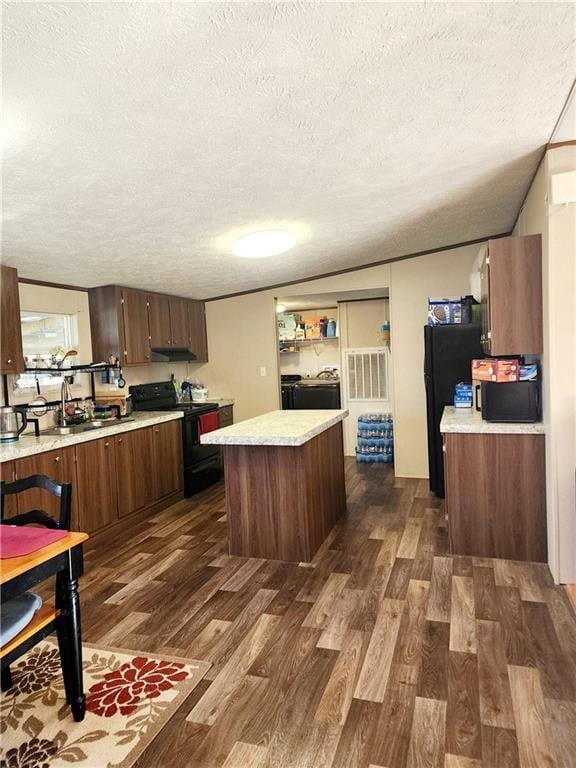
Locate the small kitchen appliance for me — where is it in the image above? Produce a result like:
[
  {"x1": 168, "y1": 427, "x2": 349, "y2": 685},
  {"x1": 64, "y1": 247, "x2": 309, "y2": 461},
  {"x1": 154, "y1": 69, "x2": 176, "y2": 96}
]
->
[
  {"x1": 0, "y1": 406, "x2": 28, "y2": 442},
  {"x1": 476, "y1": 381, "x2": 541, "y2": 423}
]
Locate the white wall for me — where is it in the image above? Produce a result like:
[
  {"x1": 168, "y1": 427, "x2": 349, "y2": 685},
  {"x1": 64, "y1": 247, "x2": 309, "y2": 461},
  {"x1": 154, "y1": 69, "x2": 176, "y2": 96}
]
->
[
  {"x1": 203, "y1": 247, "x2": 476, "y2": 476},
  {"x1": 514, "y1": 145, "x2": 576, "y2": 584}
]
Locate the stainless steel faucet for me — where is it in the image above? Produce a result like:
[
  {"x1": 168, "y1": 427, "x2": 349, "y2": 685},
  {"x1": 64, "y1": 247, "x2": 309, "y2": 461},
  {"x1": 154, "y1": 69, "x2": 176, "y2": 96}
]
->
[{"x1": 60, "y1": 376, "x2": 73, "y2": 426}]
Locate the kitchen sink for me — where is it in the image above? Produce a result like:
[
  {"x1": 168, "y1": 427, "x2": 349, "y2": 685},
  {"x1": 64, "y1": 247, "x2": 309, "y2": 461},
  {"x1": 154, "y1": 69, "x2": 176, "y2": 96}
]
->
[{"x1": 41, "y1": 418, "x2": 134, "y2": 438}]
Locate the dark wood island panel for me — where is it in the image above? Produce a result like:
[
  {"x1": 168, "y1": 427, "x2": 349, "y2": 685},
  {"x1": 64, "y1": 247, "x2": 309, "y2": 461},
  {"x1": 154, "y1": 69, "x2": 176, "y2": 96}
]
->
[{"x1": 223, "y1": 422, "x2": 346, "y2": 562}]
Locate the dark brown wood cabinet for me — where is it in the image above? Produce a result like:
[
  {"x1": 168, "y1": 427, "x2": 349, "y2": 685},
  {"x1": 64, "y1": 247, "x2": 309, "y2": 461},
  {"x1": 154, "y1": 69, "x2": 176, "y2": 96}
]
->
[
  {"x1": 121, "y1": 288, "x2": 151, "y2": 364},
  {"x1": 90, "y1": 285, "x2": 208, "y2": 363},
  {"x1": 218, "y1": 405, "x2": 234, "y2": 428},
  {"x1": 444, "y1": 431, "x2": 546, "y2": 562},
  {"x1": 169, "y1": 297, "x2": 189, "y2": 348},
  {"x1": 115, "y1": 428, "x2": 155, "y2": 518},
  {"x1": 75, "y1": 437, "x2": 118, "y2": 533},
  {"x1": 89, "y1": 285, "x2": 150, "y2": 365},
  {"x1": 1, "y1": 461, "x2": 19, "y2": 519},
  {"x1": 151, "y1": 420, "x2": 183, "y2": 499},
  {"x1": 188, "y1": 301, "x2": 208, "y2": 362},
  {"x1": 0, "y1": 265, "x2": 24, "y2": 375},
  {"x1": 13, "y1": 447, "x2": 78, "y2": 528},
  {"x1": 480, "y1": 234, "x2": 543, "y2": 355},
  {"x1": 148, "y1": 292, "x2": 172, "y2": 348}
]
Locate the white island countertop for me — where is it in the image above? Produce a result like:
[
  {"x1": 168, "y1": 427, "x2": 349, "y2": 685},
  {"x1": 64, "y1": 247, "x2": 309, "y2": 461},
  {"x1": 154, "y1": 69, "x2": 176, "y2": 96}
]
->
[
  {"x1": 201, "y1": 409, "x2": 348, "y2": 447},
  {"x1": 0, "y1": 411, "x2": 183, "y2": 462},
  {"x1": 440, "y1": 406, "x2": 545, "y2": 435}
]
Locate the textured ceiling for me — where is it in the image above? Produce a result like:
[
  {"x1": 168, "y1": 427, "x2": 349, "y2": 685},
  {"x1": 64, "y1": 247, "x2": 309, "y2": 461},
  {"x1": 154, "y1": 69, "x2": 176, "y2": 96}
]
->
[{"x1": 2, "y1": 3, "x2": 575, "y2": 299}]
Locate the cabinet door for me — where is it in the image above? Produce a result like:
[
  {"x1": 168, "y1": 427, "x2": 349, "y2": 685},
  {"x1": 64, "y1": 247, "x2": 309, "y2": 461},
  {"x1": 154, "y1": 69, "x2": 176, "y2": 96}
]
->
[
  {"x1": 188, "y1": 301, "x2": 208, "y2": 362},
  {"x1": 148, "y1": 293, "x2": 172, "y2": 348},
  {"x1": 480, "y1": 253, "x2": 491, "y2": 355},
  {"x1": 169, "y1": 298, "x2": 189, "y2": 348},
  {"x1": 487, "y1": 235, "x2": 543, "y2": 355},
  {"x1": 218, "y1": 405, "x2": 234, "y2": 428},
  {"x1": 75, "y1": 438, "x2": 118, "y2": 533},
  {"x1": 121, "y1": 288, "x2": 151, "y2": 365},
  {"x1": 116, "y1": 428, "x2": 154, "y2": 518},
  {"x1": 444, "y1": 432, "x2": 546, "y2": 562},
  {"x1": 14, "y1": 448, "x2": 78, "y2": 528},
  {"x1": 1, "y1": 461, "x2": 19, "y2": 519},
  {"x1": 151, "y1": 420, "x2": 183, "y2": 499},
  {"x1": 0, "y1": 265, "x2": 24, "y2": 375}
]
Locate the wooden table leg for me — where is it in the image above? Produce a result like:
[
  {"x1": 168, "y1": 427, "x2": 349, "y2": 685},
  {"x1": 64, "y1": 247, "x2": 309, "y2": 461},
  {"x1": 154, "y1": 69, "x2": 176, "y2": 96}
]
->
[{"x1": 58, "y1": 547, "x2": 85, "y2": 722}]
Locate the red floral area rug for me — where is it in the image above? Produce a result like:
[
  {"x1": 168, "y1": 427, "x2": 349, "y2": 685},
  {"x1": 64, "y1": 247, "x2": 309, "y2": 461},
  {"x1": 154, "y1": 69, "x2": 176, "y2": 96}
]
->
[{"x1": 0, "y1": 640, "x2": 211, "y2": 768}]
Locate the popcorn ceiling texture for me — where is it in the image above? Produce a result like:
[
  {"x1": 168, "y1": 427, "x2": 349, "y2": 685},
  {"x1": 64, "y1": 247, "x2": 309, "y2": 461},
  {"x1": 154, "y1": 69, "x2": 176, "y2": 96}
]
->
[{"x1": 2, "y1": 2, "x2": 574, "y2": 298}]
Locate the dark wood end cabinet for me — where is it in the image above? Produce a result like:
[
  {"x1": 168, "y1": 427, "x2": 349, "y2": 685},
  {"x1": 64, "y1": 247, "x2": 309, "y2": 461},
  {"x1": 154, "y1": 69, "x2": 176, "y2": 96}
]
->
[
  {"x1": 481, "y1": 234, "x2": 543, "y2": 355},
  {"x1": 0, "y1": 265, "x2": 24, "y2": 375},
  {"x1": 444, "y1": 431, "x2": 547, "y2": 562}
]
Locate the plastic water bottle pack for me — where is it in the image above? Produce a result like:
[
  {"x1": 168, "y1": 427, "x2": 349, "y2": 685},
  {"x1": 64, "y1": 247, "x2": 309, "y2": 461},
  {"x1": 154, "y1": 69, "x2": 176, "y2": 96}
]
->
[{"x1": 356, "y1": 413, "x2": 394, "y2": 463}]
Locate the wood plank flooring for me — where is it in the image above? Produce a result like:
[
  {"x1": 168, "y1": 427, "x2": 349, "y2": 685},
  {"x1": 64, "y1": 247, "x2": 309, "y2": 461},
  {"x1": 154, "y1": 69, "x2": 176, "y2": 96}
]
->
[{"x1": 74, "y1": 460, "x2": 576, "y2": 768}]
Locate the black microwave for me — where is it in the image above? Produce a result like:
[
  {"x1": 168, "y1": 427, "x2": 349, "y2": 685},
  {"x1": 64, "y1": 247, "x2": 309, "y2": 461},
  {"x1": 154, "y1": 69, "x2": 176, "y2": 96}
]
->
[{"x1": 475, "y1": 381, "x2": 541, "y2": 423}]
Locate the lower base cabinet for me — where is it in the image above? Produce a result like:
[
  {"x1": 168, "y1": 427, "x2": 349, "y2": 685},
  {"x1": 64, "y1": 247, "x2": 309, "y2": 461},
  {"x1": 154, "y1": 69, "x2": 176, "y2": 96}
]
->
[
  {"x1": 444, "y1": 432, "x2": 546, "y2": 562},
  {"x1": 2, "y1": 420, "x2": 183, "y2": 535},
  {"x1": 151, "y1": 420, "x2": 183, "y2": 499},
  {"x1": 76, "y1": 437, "x2": 119, "y2": 533},
  {"x1": 12, "y1": 448, "x2": 78, "y2": 527},
  {"x1": 116, "y1": 428, "x2": 155, "y2": 517}
]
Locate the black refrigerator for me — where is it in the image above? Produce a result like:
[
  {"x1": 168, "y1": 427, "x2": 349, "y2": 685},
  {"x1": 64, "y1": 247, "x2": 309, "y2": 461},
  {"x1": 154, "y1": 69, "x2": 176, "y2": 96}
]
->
[{"x1": 424, "y1": 324, "x2": 483, "y2": 497}]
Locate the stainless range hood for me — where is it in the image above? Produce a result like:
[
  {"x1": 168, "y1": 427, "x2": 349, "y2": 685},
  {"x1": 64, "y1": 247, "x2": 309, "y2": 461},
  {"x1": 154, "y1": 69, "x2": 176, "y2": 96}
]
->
[{"x1": 150, "y1": 347, "x2": 197, "y2": 363}]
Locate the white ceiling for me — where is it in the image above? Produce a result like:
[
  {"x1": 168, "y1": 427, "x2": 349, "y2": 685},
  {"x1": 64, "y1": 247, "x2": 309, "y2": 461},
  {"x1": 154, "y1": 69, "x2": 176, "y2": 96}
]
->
[{"x1": 2, "y1": 3, "x2": 574, "y2": 299}]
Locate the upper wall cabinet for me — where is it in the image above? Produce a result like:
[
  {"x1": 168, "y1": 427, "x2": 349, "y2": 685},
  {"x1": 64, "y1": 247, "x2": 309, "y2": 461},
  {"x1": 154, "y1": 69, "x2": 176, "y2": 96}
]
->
[
  {"x1": 89, "y1": 285, "x2": 151, "y2": 365},
  {"x1": 188, "y1": 301, "x2": 208, "y2": 363},
  {"x1": 0, "y1": 265, "x2": 24, "y2": 374},
  {"x1": 480, "y1": 234, "x2": 543, "y2": 356},
  {"x1": 89, "y1": 285, "x2": 208, "y2": 365}
]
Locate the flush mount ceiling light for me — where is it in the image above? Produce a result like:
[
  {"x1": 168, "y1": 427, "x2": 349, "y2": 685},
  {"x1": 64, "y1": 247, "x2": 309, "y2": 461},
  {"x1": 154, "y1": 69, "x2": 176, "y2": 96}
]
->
[
  {"x1": 232, "y1": 230, "x2": 296, "y2": 259},
  {"x1": 276, "y1": 303, "x2": 287, "y2": 314}
]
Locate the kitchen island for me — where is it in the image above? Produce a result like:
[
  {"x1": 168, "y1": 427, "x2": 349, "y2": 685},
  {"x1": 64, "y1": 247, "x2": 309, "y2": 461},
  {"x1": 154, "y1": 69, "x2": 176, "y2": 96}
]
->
[{"x1": 201, "y1": 409, "x2": 348, "y2": 562}]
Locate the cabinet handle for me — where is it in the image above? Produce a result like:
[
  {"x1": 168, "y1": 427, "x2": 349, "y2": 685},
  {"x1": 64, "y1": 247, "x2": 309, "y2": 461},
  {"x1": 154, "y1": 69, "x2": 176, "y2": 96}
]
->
[
  {"x1": 154, "y1": 429, "x2": 160, "y2": 434},
  {"x1": 54, "y1": 456, "x2": 61, "y2": 463},
  {"x1": 118, "y1": 438, "x2": 123, "y2": 444},
  {"x1": 6, "y1": 359, "x2": 12, "y2": 364},
  {"x1": 105, "y1": 442, "x2": 110, "y2": 447}
]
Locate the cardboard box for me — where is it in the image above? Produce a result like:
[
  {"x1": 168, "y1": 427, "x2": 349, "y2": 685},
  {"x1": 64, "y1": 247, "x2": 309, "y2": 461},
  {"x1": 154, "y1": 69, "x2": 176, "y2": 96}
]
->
[
  {"x1": 471, "y1": 359, "x2": 519, "y2": 383},
  {"x1": 304, "y1": 316, "x2": 323, "y2": 339}
]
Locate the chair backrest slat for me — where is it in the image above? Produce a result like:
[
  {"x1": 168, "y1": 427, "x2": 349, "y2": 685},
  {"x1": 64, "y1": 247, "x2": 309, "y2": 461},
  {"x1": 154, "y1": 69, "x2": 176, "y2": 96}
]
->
[{"x1": 0, "y1": 474, "x2": 72, "y2": 531}]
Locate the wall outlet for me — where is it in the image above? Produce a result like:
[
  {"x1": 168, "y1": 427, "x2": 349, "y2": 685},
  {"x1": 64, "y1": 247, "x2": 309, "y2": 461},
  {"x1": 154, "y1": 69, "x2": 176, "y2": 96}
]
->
[{"x1": 260, "y1": 366, "x2": 267, "y2": 377}]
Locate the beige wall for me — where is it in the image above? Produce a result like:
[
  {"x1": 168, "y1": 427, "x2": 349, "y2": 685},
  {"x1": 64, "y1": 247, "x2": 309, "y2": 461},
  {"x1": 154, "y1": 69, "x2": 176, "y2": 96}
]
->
[
  {"x1": 339, "y1": 298, "x2": 388, "y2": 349},
  {"x1": 203, "y1": 246, "x2": 477, "y2": 476},
  {"x1": 389, "y1": 245, "x2": 479, "y2": 477},
  {"x1": 514, "y1": 146, "x2": 576, "y2": 584}
]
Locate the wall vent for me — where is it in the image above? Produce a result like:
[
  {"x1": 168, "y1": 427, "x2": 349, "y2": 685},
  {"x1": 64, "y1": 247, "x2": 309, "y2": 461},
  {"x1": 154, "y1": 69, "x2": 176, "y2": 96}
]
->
[{"x1": 344, "y1": 348, "x2": 389, "y2": 402}]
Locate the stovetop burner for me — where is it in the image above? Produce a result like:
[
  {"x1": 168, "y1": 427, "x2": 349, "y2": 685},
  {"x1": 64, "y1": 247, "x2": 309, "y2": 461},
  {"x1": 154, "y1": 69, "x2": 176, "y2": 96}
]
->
[{"x1": 129, "y1": 381, "x2": 218, "y2": 416}]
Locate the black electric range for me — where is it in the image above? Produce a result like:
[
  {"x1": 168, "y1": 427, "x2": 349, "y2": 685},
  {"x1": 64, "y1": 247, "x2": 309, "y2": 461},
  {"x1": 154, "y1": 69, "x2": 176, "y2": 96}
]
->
[{"x1": 129, "y1": 381, "x2": 221, "y2": 497}]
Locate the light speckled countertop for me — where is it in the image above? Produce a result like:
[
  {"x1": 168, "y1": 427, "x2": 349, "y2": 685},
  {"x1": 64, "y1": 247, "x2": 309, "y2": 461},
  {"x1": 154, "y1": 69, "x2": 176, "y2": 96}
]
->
[
  {"x1": 201, "y1": 409, "x2": 348, "y2": 447},
  {"x1": 205, "y1": 398, "x2": 234, "y2": 407},
  {"x1": 0, "y1": 411, "x2": 183, "y2": 461},
  {"x1": 440, "y1": 406, "x2": 545, "y2": 435}
]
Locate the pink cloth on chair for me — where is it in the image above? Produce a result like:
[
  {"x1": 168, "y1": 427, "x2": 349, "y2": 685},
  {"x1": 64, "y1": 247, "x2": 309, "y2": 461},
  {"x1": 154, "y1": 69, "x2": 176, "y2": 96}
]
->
[{"x1": 0, "y1": 526, "x2": 68, "y2": 559}]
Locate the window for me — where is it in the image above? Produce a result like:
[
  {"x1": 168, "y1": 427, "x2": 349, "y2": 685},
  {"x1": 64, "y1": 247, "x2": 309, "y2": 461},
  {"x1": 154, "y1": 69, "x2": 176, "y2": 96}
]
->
[{"x1": 15, "y1": 311, "x2": 79, "y2": 390}]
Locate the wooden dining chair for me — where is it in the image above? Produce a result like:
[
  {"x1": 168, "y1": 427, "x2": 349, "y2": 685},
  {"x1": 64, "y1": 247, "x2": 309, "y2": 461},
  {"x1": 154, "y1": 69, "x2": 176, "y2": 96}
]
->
[{"x1": 1, "y1": 474, "x2": 76, "y2": 700}]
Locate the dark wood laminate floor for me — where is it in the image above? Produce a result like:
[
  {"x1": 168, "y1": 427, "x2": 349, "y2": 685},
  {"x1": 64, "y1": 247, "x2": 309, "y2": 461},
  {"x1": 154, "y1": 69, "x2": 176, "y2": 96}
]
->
[{"x1": 78, "y1": 460, "x2": 576, "y2": 768}]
